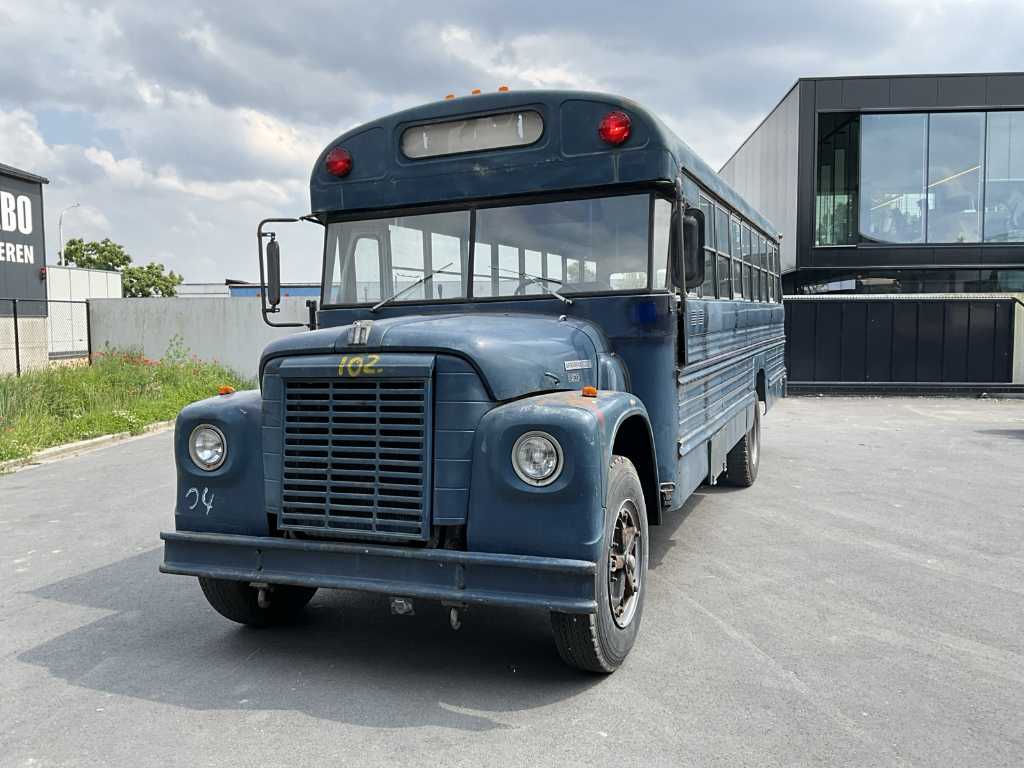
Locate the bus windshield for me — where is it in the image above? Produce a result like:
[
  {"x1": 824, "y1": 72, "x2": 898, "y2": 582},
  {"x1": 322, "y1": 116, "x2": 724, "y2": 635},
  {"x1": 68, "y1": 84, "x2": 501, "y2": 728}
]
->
[{"x1": 323, "y1": 193, "x2": 671, "y2": 306}]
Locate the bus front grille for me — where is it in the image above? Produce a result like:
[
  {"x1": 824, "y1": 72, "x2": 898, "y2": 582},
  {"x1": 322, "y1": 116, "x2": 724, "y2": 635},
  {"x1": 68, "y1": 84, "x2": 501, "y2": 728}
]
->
[{"x1": 278, "y1": 377, "x2": 430, "y2": 541}]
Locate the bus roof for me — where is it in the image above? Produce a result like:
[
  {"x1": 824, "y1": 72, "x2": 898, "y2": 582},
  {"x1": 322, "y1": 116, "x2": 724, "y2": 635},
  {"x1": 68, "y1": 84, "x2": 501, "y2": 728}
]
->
[{"x1": 310, "y1": 89, "x2": 776, "y2": 238}]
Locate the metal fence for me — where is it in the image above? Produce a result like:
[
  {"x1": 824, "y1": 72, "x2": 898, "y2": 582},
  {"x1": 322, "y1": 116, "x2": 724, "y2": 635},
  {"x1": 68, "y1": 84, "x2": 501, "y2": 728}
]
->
[
  {"x1": 784, "y1": 294, "x2": 1024, "y2": 393},
  {"x1": 0, "y1": 298, "x2": 91, "y2": 377}
]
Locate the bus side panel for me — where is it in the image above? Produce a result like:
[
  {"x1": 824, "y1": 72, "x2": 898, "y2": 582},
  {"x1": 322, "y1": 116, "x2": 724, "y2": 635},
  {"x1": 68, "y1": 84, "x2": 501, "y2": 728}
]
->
[{"x1": 675, "y1": 298, "x2": 784, "y2": 500}]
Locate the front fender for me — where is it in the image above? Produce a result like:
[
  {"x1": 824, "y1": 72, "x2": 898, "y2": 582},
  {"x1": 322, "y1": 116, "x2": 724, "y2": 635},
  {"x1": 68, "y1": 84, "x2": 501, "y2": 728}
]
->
[
  {"x1": 173, "y1": 389, "x2": 268, "y2": 536},
  {"x1": 465, "y1": 390, "x2": 652, "y2": 562}
]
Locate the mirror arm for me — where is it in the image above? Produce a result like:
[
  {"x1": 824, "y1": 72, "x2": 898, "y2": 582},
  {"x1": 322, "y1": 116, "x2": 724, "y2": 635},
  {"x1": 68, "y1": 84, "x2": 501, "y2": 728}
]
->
[{"x1": 257, "y1": 217, "x2": 307, "y2": 329}]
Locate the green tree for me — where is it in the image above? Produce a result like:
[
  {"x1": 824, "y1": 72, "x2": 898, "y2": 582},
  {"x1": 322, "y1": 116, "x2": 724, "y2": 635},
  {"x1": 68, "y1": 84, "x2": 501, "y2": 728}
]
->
[
  {"x1": 62, "y1": 238, "x2": 131, "y2": 271},
  {"x1": 122, "y1": 261, "x2": 184, "y2": 298},
  {"x1": 63, "y1": 238, "x2": 184, "y2": 297}
]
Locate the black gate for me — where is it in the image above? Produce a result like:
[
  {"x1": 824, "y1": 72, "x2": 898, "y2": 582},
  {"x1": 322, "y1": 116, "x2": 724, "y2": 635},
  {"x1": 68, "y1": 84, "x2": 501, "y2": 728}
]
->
[{"x1": 784, "y1": 295, "x2": 1023, "y2": 393}]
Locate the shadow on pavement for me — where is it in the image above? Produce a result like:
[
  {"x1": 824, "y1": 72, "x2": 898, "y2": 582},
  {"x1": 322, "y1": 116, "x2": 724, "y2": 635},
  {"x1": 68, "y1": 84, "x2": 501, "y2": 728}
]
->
[{"x1": 20, "y1": 548, "x2": 601, "y2": 731}]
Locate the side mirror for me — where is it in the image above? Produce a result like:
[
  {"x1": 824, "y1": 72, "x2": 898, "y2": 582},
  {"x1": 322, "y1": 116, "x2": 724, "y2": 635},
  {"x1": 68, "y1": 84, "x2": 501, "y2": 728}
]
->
[
  {"x1": 266, "y1": 236, "x2": 282, "y2": 308},
  {"x1": 683, "y1": 208, "x2": 705, "y2": 289}
]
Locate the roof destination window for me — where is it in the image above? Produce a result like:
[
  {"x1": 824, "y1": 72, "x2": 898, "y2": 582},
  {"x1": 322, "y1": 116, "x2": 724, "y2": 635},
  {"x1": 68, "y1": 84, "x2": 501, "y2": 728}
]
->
[{"x1": 401, "y1": 110, "x2": 544, "y2": 159}]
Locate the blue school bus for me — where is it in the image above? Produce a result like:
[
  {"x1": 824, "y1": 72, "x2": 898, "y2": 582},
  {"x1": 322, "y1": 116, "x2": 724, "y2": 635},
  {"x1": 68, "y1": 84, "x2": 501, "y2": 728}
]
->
[{"x1": 161, "y1": 90, "x2": 786, "y2": 672}]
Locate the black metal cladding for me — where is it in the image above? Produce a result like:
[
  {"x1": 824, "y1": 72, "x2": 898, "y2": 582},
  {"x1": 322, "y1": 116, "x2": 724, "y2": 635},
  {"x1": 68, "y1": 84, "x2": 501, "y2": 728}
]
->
[
  {"x1": 784, "y1": 295, "x2": 1019, "y2": 385},
  {"x1": 279, "y1": 376, "x2": 432, "y2": 541}
]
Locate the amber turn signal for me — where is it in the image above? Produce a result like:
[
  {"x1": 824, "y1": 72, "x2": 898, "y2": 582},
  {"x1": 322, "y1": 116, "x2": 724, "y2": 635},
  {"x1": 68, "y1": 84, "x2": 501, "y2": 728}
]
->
[
  {"x1": 581, "y1": 386, "x2": 598, "y2": 398},
  {"x1": 218, "y1": 385, "x2": 236, "y2": 396}
]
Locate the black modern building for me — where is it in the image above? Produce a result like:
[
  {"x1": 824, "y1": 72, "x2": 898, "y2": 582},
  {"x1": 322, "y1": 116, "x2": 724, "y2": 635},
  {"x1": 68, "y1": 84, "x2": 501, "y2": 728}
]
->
[
  {"x1": 0, "y1": 162, "x2": 49, "y2": 312},
  {"x1": 721, "y1": 74, "x2": 1024, "y2": 389},
  {"x1": 720, "y1": 72, "x2": 1024, "y2": 295}
]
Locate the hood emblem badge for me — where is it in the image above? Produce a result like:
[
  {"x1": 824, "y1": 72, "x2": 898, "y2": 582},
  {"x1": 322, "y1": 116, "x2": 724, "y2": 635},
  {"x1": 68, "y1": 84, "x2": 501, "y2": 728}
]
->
[{"x1": 350, "y1": 320, "x2": 372, "y2": 346}]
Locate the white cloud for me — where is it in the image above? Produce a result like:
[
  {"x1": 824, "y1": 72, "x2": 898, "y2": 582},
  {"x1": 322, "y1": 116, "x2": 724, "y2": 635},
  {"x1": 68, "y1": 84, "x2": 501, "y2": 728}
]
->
[{"x1": 1, "y1": 0, "x2": 1023, "y2": 284}]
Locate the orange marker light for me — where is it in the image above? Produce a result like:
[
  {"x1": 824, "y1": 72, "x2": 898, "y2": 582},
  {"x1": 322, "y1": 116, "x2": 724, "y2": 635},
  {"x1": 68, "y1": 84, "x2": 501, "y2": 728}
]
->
[
  {"x1": 497, "y1": 85, "x2": 510, "y2": 92},
  {"x1": 218, "y1": 385, "x2": 236, "y2": 396},
  {"x1": 471, "y1": 88, "x2": 482, "y2": 95},
  {"x1": 581, "y1": 386, "x2": 598, "y2": 398},
  {"x1": 444, "y1": 93, "x2": 455, "y2": 100}
]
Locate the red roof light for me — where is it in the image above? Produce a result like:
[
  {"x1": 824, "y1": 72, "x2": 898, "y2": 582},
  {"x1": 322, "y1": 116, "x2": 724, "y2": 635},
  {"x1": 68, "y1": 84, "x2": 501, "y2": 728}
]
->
[
  {"x1": 325, "y1": 147, "x2": 353, "y2": 177},
  {"x1": 598, "y1": 111, "x2": 631, "y2": 145}
]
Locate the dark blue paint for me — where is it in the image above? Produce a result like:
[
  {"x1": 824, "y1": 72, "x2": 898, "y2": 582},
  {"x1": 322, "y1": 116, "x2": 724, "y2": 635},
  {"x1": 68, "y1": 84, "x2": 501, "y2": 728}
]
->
[
  {"x1": 162, "y1": 89, "x2": 787, "y2": 619},
  {"x1": 309, "y1": 90, "x2": 775, "y2": 236},
  {"x1": 161, "y1": 530, "x2": 597, "y2": 613},
  {"x1": 174, "y1": 389, "x2": 268, "y2": 536}
]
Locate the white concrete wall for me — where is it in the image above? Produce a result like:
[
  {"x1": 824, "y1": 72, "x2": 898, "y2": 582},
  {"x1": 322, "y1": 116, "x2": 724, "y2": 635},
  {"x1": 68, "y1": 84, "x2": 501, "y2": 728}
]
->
[
  {"x1": 88, "y1": 297, "x2": 310, "y2": 380},
  {"x1": 47, "y1": 265, "x2": 122, "y2": 300},
  {"x1": 46, "y1": 265, "x2": 122, "y2": 357}
]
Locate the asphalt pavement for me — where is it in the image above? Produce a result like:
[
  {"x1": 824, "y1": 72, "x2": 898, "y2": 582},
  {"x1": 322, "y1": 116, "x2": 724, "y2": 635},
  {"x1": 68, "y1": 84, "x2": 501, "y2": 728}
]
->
[{"x1": 1, "y1": 396, "x2": 1022, "y2": 767}]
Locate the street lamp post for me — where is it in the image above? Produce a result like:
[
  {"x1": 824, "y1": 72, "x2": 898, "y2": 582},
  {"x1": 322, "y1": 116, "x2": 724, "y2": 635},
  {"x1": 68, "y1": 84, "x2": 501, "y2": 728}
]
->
[{"x1": 58, "y1": 202, "x2": 81, "y2": 266}]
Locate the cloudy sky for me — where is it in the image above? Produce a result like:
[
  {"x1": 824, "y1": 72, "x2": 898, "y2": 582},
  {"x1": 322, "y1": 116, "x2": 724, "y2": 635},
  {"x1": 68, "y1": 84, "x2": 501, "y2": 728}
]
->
[{"x1": 2, "y1": 0, "x2": 1023, "y2": 283}]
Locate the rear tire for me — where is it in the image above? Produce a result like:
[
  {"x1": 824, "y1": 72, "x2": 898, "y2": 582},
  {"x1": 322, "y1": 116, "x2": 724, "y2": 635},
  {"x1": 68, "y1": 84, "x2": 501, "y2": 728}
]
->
[
  {"x1": 723, "y1": 400, "x2": 761, "y2": 487},
  {"x1": 198, "y1": 577, "x2": 316, "y2": 627},
  {"x1": 551, "y1": 455, "x2": 649, "y2": 673}
]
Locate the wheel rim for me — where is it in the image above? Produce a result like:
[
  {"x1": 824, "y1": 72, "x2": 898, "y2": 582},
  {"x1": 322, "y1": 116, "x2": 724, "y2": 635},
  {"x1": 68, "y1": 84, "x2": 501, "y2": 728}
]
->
[{"x1": 608, "y1": 499, "x2": 643, "y2": 628}]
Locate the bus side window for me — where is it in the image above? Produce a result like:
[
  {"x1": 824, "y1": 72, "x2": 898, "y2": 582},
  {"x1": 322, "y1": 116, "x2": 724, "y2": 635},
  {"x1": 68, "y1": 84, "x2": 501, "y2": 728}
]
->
[
  {"x1": 716, "y1": 207, "x2": 730, "y2": 255},
  {"x1": 389, "y1": 225, "x2": 425, "y2": 299},
  {"x1": 473, "y1": 242, "x2": 493, "y2": 297},
  {"x1": 698, "y1": 196, "x2": 715, "y2": 297},
  {"x1": 524, "y1": 249, "x2": 544, "y2": 294},
  {"x1": 430, "y1": 232, "x2": 463, "y2": 299},
  {"x1": 729, "y1": 218, "x2": 743, "y2": 300},
  {"x1": 353, "y1": 237, "x2": 382, "y2": 303},
  {"x1": 652, "y1": 197, "x2": 671, "y2": 290},
  {"x1": 741, "y1": 225, "x2": 753, "y2": 302},
  {"x1": 730, "y1": 218, "x2": 742, "y2": 264},
  {"x1": 547, "y1": 253, "x2": 563, "y2": 283},
  {"x1": 498, "y1": 244, "x2": 519, "y2": 293},
  {"x1": 566, "y1": 257, "x2": 581, "y2": 283}
]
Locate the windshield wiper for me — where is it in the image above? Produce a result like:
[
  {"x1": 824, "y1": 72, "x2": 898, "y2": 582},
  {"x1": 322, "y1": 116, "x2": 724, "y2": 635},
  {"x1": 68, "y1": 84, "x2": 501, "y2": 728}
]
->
[
  {"x1": 371, "y1": 261, "x2": 455, "y2": 312},
  {"x1": 495, "y1": 268, "x2": 573, "y2": 305}
]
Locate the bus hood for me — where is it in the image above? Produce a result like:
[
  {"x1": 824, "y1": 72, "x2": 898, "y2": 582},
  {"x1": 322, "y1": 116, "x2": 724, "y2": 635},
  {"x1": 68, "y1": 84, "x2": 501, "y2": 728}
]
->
[{"x1": 260, "y1": 313, "x2": 604, "y2": 401}]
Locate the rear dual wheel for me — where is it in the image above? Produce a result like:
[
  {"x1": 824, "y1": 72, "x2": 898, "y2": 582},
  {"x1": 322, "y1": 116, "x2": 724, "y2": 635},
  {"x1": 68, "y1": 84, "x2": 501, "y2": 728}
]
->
[
  {"x1": 723, "y1": 400, "x2": 761, "y2": 487},
  {"x1": 551, "y1": 455, "x2": 649, "y2": 673}
]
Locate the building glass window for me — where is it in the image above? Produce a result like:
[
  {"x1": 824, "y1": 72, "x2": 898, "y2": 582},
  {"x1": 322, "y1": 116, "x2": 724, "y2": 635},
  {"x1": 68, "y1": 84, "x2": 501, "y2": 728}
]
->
[
  {"x1": 828, "y1": 109, "x2": 1024, "y2": 245},
  {"x1": 860, "y1": 113, "x2": 928, "y2": 244},
  {"x1": 732, "y1": 259, "x2": 742, "y2": 299},
  {"x1": 730, "y1": 217, "x2": 742, "y2": 259},
  {"x1": 985, "y1": 111, "x2": 1024, "y2": 243},
  {"x1": 816, "y1": 112, "x2": 859, "y2": 245},
  {"x1": 927, "y1": 112, "x2": 985, "y2": 243}
]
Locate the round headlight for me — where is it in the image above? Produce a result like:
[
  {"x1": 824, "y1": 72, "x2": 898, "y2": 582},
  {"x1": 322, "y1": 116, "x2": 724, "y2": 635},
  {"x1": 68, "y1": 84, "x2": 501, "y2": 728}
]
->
[
  {"x1": 189, "y1": 424, "x2": 226, "y2": 471},
  {"x1": 511, "y1": 431, "x2": 563, "y2": 486}
]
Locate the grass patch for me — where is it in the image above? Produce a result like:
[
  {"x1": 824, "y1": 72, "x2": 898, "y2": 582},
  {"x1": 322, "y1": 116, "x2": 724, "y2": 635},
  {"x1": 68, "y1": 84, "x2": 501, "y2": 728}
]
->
[{"x1": 0, "y1": 340, "x2": 253, "y2": 462}]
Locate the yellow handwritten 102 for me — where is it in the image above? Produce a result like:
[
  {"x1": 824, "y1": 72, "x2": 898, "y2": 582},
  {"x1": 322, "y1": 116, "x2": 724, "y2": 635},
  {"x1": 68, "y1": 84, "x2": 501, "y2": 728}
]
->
[{"x1": 337, "y1": 354, "x2": 382, "y2": 377}]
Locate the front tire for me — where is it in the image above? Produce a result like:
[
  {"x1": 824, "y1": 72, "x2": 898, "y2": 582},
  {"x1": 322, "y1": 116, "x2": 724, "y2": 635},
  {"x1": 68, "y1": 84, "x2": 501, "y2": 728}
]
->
[
  {"x1": 551, "y1": 455, "x2": 649, "y2": 673},
  {"x1": 199, "y1": 577, "x2": 317, "y2": 627},
  {"x1": 723, "y1": 400, "x2": 761, "y2": 487}
]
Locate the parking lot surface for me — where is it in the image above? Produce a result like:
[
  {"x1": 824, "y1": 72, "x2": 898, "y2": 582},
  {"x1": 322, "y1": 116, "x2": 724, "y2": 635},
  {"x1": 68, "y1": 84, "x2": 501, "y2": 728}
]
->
[{"x1": 1, "y1": 396, "x2": 1022, "y2": 767}]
